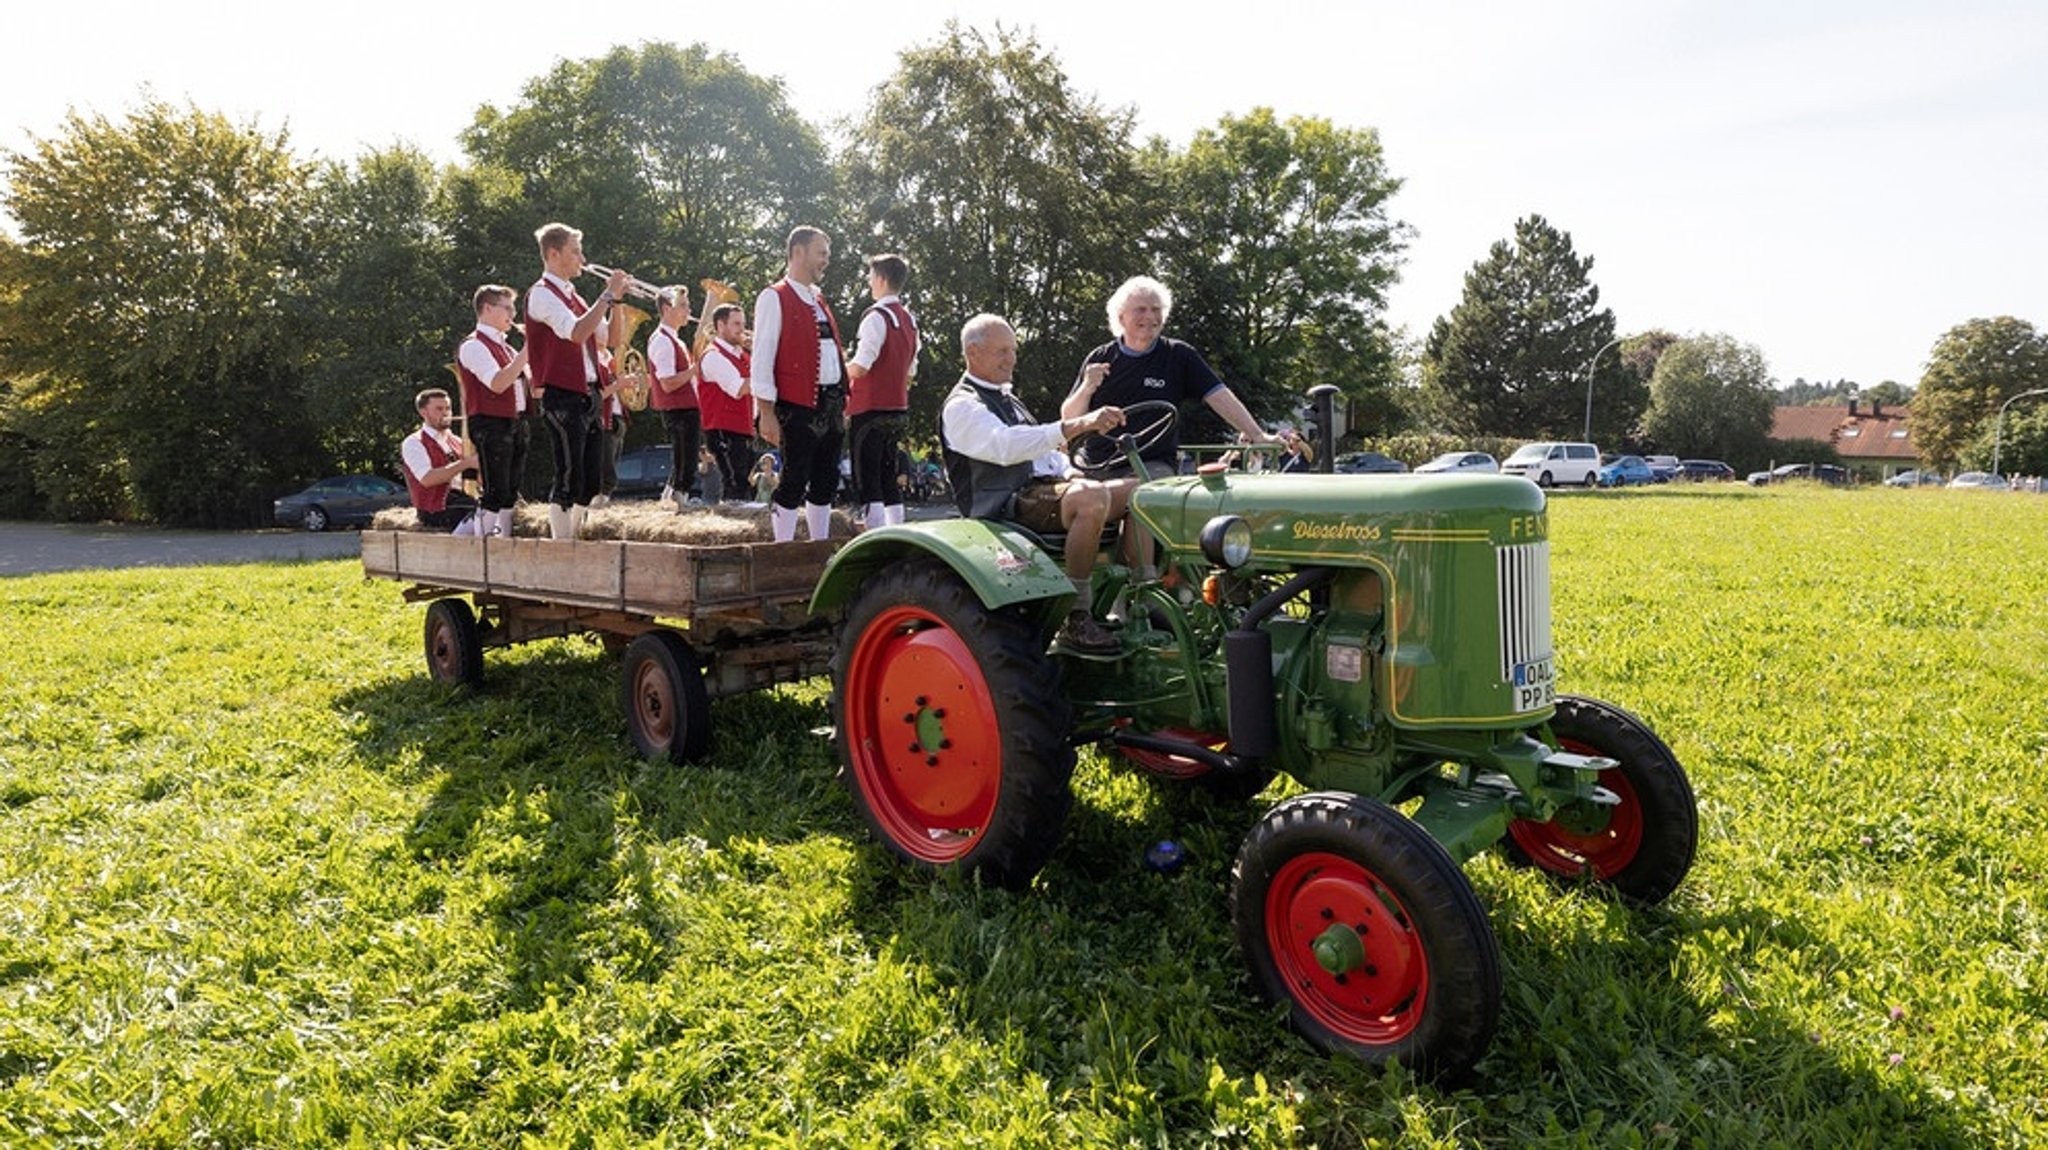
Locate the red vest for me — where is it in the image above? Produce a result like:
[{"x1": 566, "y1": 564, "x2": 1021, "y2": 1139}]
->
[
  {"x1": 404, "y1": 429, "x2": 454, "y2": 513},
  {"x1": 699, "y1": 343, "x2": 754, "y2": 435},
  {"x1": 525, "y1": 278, "x2": 612, "y2": 397},
  {"x1": 770, "y1": 279, "x2": 843, "y2": 409},
  {"x1": 457, "y1": 331, "x2": 519, "y2": 419},
  {"x1": 848, "y1": 300, "x2": 917, "y2": 416},
  {"x1": 650, "y1": 327, "x2": 698, "y2": 412}
]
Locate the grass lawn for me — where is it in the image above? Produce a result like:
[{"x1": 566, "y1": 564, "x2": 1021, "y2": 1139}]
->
[{"x1": 2, "y1": 485, "x2": 2045, "y2": 1147}]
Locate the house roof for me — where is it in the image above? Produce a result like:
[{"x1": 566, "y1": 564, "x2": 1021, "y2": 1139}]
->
[{"x1": 1771, "y1": 402, "x2": 1917, "y2": 461}]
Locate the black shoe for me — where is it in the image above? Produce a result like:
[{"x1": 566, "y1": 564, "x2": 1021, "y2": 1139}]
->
[{"x1": 1055, "y1": 608, "x2": 1121, "y2": 656}]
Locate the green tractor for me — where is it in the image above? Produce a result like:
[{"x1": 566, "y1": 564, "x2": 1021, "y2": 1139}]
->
[{"x1": 810, "y1": 388, "x2": 1697, "y2": 1079}]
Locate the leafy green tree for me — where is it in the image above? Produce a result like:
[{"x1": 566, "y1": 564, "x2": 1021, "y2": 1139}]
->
[
  {"x1": 1, "y1": 101, "x2": 321, "y2": 525},
  {"x1": 1638, "y1": 334, "x2": 1777, "y2": 461},
  {"x1": 463, "y1": 41, "x2": 835, "y2": 297},
  {"x1": 1420, "y1": 215, "x2": 1636, "y2": 440},
  {"x1": 841, "y1": 23, "x2": 1146, "y2": 427},
  {"x1": 298, "y1": 147, "x2": 463, "y2": 475},
  {"x1": 1865, "y1": 380, "x2": 1912, "y2": 406},
  {"x1": 1911, "y1": 317, "x2": 2048, "y2": 469},
  {"x1": 1140, "y1": 108, "x2": 1408, "y2": 432}
]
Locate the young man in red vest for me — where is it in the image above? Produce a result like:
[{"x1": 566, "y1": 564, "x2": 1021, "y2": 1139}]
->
[
  {"x1": 697, "y1": 302, "x2": 756, "y2": 504},
  {"x1": 525, "y1": 222, "x2": 629, "y2": 540},
  {"x1": 401, "y1": 388, "x2": 481, "y2": 532},
  {"x1": 750, "y1": 226, "x2": 845, "y2": 543},
  {"x1": 647, "y1": 285, "x2": 703, "y2": 510},
  {"x1": 455, "y1": 284, "x2": 530, "y2": 537},
  {"x1": 846, "y1": 253, "x2": 919, "y2": 529}
]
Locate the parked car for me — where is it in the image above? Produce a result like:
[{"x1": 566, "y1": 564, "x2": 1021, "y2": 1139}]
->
[
  {"x1": 1642, "y1": 454, "x2": 1682, "y2": 482},
  {"x1": 1332, "y1": 451, "x2": 1409, "y2": 474},
  {"x1": 273, "y1": 475, "x2": 408, "y2": 531},
  {"x1": 1747, "y1": 463, "x2": 1849, "y2": 487},
  {"x1": 1948, "y1": 471, "x2": 2010, "y2": 490},
  {"x1": 1884, "y1": 468, "x2": 1944, "y2": 487},
  {"x1": 1597, "y1": 454, "x2": 1656, "y2": 487},
  {"x1": 1414, "y1": 451, "x2": 1499, "y2": 474},
  {"x1": 612, "y1": 445, "x2": 677, "y2": 500},
  {"x1": 1678, "y1": 459, "x2": 1736, "y2": 482},
  {"x1": 1500, "y1": 441, "x2": 1601, "y2": 487}
]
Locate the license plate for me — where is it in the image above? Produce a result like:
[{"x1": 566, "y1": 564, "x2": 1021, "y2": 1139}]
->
[{"x1": 1511, "y1": 658, "x2": 1555, "y2": 711}]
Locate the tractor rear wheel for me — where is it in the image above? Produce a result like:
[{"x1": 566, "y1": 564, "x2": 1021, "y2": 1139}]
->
[
  {"x1": 832, "y1": 559, "x2": 1075, "y2": 889},
  {"x1": 1504, "y1": 695, "x2": 1697, "y2": 906},
  {"x1": 1232, "y1": 792, "x2": 1500, "y2": 1080}
]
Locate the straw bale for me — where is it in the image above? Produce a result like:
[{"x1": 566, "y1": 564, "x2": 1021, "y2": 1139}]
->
[{"x1": 369, "y1": 501, "x2": 857, "y2": 545}]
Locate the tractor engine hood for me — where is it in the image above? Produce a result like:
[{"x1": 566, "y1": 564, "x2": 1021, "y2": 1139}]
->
[{"x1": 1130, "y1": 472, "x2": 1549, "y2": 561}]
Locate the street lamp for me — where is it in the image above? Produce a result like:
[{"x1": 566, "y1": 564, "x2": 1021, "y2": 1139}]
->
[
  {"x1": 1582, "y1": 335, "x2": 1625, "y2": 443},
  {"x1": 1992, "y1": 387, "x2": 2048, "y2": 481}
]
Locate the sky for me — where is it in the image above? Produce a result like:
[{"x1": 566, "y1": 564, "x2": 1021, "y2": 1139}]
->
[{"x1": 5, "y1": 1, "x2": 2043, "y2": 392}]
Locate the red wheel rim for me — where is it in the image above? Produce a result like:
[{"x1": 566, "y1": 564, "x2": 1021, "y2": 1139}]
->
[
  {"x1": 633, "y1": 659, "x2": 676, "y2": 750},
  {"x1": 843, "y1": 606, "x2": 1003, "y2": 863},
  {"x1": 1506, "y1": 736, "x2": 1645, "y2": 879},
  {"x1": 1117, "y1": 726, "x2": 1227, "y2": 780},
  {"x1": 1264, "y1": 851, "x2": 1429, "y2": 1044}
]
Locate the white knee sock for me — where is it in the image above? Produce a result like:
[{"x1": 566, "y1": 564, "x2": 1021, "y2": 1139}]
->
[
  {"x1": 547, "y1": 505, "x2": 572, "y2": 540},
  {"x1": 864, "y1": 501, "x2": 886, "y2": 527},
  {"x1": 804, "y1": 502, "x2": 833, "y2": 541},
  {"x1": 568, "y1": 505, "x2": 588, "y2": 539},
  {"x1": 770, "y1": 504, "x2": 798, "y2": 543},
  {"x1": 883, "y1": 503, "x2": 905, "y2": 526}
]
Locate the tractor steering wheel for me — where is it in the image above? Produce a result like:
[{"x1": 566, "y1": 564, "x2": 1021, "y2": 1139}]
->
[{"x1": 1071, "y1": 400, "x2": 1179, "y2": 475}]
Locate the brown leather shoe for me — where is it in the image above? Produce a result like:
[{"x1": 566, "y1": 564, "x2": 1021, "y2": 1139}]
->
[{"x1": 1055, "y1": 608, "x2": 1121, "y2": 655}]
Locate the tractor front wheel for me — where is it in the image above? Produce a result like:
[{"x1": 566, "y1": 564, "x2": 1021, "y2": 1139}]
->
[
  {"x1": 831, "y1": 560, "x2": 1075, "y2": 889},
  {"x1": 1232, "y1": 792, "x2": 1500, "y2": 1080},
  {"x1": 1504, "y1": 694, "x2": 1697, "y2": 906}
]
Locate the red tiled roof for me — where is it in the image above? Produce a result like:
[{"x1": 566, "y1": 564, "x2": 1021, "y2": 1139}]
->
[{"x1": 1770, "y1": 404, "x2": 1917, "y2": 460}]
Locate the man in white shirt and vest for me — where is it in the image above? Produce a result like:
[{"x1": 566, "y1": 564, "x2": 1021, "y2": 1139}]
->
[
  {"x1": 750, "y1": 226, "x2": 845, "y2": 543},
  {"x1": 525, "y1": 221, "x2": 628, "y2": 540},
  {"x1": 940, "y1": 314, "x2": 1127, "y2": 655},
  {"x1": 402, "y1": 388, "x2": 480, "y2": 532},
  {"x1": 647, "y1": 285, "x2": 702, "y2": 510},
  {"x1": 697, "y1": 302, "x2": 756, "y2": 504},
  {"x1": 846, "y1": 253, "x2": 919, "y2": 529},
  {"x1": 454, "y1": 284, "x2": 530, "y2": 537}
]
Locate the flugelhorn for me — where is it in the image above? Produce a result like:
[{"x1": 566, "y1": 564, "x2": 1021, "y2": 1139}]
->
[{"x1": 582, "y1": 262, "x2": 664, "y2": 304}]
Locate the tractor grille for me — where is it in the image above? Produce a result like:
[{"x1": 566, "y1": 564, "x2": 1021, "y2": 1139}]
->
[{"x1": 1496, "y1": 542, "x2": 1553, "y2": 680}]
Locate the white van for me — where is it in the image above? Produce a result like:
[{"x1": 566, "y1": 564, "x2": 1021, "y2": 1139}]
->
[{"x1": 1500, "y1": 442, "x2": 1601, "y2": 487}]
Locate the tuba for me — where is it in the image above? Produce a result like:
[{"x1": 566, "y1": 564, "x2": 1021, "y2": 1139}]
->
[
  {"x1": 694, "y1": 278, "x2": 742, "y2": 357},
  {"x1": 609, "y1": 301, "x2": 656, "y2": 411}
]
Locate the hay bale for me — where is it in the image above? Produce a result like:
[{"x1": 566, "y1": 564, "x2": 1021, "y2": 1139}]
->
[{"x1": 369, "y1": 500, "x2": 855, "y2": 545}]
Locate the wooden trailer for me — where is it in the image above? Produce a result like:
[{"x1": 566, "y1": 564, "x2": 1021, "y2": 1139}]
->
[{"x1": 360, "y1": 531, "x2": 841, "y2": 762}]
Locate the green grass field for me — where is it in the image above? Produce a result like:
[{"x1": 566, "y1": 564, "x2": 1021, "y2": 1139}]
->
[{"x1": 3, "y1": 485, "x2": 2045, "y2": 1148}]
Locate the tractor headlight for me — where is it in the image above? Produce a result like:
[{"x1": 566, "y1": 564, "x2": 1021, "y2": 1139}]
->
[{"x1": 1199, "y1": 515, "x2": 1253, "y2": 569}]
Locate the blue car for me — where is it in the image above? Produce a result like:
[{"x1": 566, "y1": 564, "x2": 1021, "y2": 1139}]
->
[{"x1": 1597, "y1": 455, "x2": 1655, "y2": 487}]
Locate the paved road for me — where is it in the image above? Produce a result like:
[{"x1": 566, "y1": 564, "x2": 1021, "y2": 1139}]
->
[{"x1": 0, "y1": 521, "x2": 361, "y2": 577}]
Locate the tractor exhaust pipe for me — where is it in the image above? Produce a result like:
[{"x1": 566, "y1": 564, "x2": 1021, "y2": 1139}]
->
[
  {"x1": 1307, "y1": 384, "x2": 1339, "y2": 475},
  {"x1": 1226, "y1": 567, "x2": 1337, "y2": 760}
]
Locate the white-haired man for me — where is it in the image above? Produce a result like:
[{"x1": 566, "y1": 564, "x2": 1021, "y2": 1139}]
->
[{"x1": 942, "y1": 314, "x2": 1126, "y2": 655}]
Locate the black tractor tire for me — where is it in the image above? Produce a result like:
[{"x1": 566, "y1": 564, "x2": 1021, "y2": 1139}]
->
[
  {"x1": 831, "y1": 558, "x2": 1075, "y2": 889},
  {"x1": 620, "y1": 630, "x2": 713, "y2": 764},
  {"x1": 1503, "y1": 694, "x2": 1697, "y2": 907},
  {"x1": 423, "y1": 599, "x2": 483, "y2": 687},
  {"x1": 1232, "y1": 792, "x2": 1501, "y2": 1081}
]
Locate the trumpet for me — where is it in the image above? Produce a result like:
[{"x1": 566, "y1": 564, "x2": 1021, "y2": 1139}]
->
[{"x1": 582, "y1": 262, "x2": 664, "y2": 304}]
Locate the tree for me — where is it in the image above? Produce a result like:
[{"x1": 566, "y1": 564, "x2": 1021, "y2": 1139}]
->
[
  {"x1": 1140, "y1": 108, "x2": 1409, "y2": 434},
  {"x1": 1420, "y1": 215, "x2": 1636, "y2": 440},
  {"x1": 1637, "y1": 334, "x2": 1777, "y2": 462},
  {"x1": 1, "y1": 101, "x2": 321, "y2": 526},
  {"x1": 462, "y1": 41, "x2": 835, "y2": 298},
  {"x1": 841, "y1": 23, "x2": 1146, "y2": 430},
  {"x1": 1911, "y1": 317, "x2": 2048, "y2": 469}
]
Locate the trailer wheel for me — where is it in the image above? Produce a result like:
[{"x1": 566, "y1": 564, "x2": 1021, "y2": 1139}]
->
[
  {"x1": 832, "y1": 559, "x2": 1074, "y2": 889},
  {"x1": 1504, "y1": 695, "x2": 1697, "y2": 907},
  {"x1": 423, "y1": 599, "x2": 483, "y2": 687},
  {"x1": 1232, "y1": 792, "x2": 1500, "y2": 1080},
  {"x1": 620, "y1": 631, "x2": 712, "y2": 764}
]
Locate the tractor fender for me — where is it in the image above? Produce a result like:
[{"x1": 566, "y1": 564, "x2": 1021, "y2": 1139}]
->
[{"x1": 810, "y1": 520, "x2": 1077, "y2": 620}]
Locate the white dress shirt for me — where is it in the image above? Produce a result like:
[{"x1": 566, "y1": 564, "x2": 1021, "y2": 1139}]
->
[
  {"x1": 941, "y1": 375, "x2": 1071, "y2": 478},
  {"x1": 851, "y1": 294, "x2": 917, "y2": 373},
  {"x1": 647, "y1": 323, "x2": 695, "y2": 402},
  {"x1": 526, "y1": 271, "x2": 607, "y2": 384},
  {"x1": 457, "y1": 326, "x2": 527, "y2": 413},
  {"x1": 700, "y1": 337, "x2": 748, "y2": 399},
  {"x1": 749, "y1": 279, "x2": 842, "y2": 403},
  {"x1": 401, "y1": 424, "x2": 462, "y2": 483}
]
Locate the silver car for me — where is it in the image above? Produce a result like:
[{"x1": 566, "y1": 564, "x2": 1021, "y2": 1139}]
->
[{"x1": 1415, "y1": 451, "x2": 1500, "y2": 474}]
